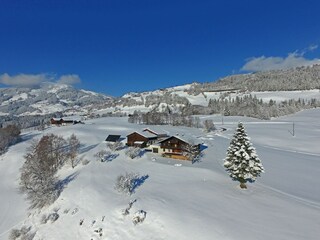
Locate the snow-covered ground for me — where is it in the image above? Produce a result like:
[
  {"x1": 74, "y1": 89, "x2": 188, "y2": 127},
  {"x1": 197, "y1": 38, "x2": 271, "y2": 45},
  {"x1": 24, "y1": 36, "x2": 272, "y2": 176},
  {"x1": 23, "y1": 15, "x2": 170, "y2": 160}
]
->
[{"x1": 0, "y1": 109, "x2": 319, "y2": 239}]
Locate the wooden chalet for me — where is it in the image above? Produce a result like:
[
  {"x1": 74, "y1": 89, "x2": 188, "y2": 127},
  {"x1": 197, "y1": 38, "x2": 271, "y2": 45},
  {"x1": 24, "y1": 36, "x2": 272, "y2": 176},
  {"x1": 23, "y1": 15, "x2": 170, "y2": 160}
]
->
[
  {"x1": 126, "y1": 131, "x2": 158, "y2": 148},
  {"x1": 157, "y1": 136, "x2": 199, "y2": 160},
  {"x1": 142, "y1": 128, "x2": 168, "y2": 138}
]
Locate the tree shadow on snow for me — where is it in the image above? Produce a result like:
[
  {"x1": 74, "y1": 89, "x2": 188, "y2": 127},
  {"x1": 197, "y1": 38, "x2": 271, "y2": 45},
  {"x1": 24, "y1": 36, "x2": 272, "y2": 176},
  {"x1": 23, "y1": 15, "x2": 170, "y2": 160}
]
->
[
  {"x1": 56, "y1": 172, "x2": 79, "y2": 193},
  {"x1": 138, "y1": 150, "x2": 146, "y2": 158},
  {"x1": 19, "y1": 132, "x2": 41, "y2": 143},
  {"x1": 102, "y1": 153, "x2": 119, "y2": 162},
  {"x1": 131, "y1": 175, "x2": 149, "y2": 194},
  {"x1": 78, "y1": 143, "x2": 99, "y2": 154}
]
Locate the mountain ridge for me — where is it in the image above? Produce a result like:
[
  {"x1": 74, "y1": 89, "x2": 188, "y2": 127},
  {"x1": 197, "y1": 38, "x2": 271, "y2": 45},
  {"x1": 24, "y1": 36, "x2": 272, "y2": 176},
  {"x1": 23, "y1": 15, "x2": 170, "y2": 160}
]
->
[{"x1": 1, "y1": 65, "x2": 320, "y2": 127}]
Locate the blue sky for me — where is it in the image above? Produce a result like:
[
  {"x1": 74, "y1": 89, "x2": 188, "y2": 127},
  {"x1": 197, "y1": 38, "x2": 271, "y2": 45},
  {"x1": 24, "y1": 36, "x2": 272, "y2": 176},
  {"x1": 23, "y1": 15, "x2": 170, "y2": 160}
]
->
[{"x1": 0, "y1": 0, "x2": 320, "y2": 96}]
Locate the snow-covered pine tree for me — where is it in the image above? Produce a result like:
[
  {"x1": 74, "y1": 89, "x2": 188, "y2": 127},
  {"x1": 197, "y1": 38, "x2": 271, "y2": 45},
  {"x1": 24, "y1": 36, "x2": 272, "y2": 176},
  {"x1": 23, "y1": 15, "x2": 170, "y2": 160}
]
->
[{"x1": 224, "y1": 122, "x2": 264, "y2": 189}]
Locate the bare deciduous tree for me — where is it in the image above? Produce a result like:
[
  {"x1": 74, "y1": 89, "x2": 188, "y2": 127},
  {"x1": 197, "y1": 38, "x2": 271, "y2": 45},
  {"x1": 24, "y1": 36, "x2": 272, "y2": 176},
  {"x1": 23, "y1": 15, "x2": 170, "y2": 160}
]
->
[
  {"x1": 68, "y1": 134, "x2": 80, "y2": 168},
  {"x1": 107, "y1": 141, "x2": 124, "y2": 151},
  {"x1": 19, "y1": 134, "x2": 67, "y2": 209},
  {"x1": 125, "y1": 147, "x2": 141, "y2": 159},
  {"x1": 203, "y1": 119, "x2": 216, "y2": 132},
  {"x1": 0, "y1": 125, "x2": 20, "y2": 155}
]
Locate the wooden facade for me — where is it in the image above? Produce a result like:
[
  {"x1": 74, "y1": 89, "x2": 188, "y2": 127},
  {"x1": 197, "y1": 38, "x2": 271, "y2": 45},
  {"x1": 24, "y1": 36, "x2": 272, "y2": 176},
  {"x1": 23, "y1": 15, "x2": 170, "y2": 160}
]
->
[
  {"x1": 143, "y1": 128, "x2": 168, "y2": 139},
  {"x1": 126, "y1": 132, "x2": 157, "y2": 148},
  {"x1": 159, "y1": 136, "x2": 189, "y2": 153},
  {"x1": 159, "y1": 136, "x2": 198, "y2": 161},
  {"x1": 50, "y1": 118, "x2": 64, "y2": 125},
  {"x1": 127, "y1": 132, "x2": 201, "y2": 161},
  {"x1": 50, "y1": 118, "x2": 81, "y2": 126}
]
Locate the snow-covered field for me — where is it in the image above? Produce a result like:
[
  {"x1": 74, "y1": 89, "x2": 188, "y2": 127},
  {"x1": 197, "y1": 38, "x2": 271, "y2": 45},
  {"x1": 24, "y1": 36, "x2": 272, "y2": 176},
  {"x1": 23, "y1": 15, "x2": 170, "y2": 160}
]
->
[{"x1": 0, "y1": 109, "x2": 320, "y2": 239}]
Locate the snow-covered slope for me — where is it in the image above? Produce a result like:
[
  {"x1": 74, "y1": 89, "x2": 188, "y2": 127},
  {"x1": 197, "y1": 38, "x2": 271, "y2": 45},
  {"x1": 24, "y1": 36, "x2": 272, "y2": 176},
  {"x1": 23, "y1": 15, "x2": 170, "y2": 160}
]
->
[
  {"x1": 104, "y1": 84, "x2": 320, "y2": 116},
  {"x1": 0, "y1": 109, "x2": 319, "y2": 239},
  {"x1": 0, "y1": 83, "x2": 112, "y2": 117},
  {"x1": 108, "y1": 65, "x2": 320, "y2": 115}
]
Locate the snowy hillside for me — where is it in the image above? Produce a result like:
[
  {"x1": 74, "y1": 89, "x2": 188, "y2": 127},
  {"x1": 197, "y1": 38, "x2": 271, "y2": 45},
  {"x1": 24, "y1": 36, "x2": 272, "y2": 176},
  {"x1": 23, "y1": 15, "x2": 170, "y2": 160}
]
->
[
  {"x1": 1, "y1": 65, "x2": 320, "y2": 119},
  {"x1": 0, "y1": 83, "x2": 112, "y2": 117},
  {"x1": 104, "y1": 65, "x2": 320, "y2": 115},
  {"x1": 0, "y1": 109, "x2": 319, "y2": 239}
]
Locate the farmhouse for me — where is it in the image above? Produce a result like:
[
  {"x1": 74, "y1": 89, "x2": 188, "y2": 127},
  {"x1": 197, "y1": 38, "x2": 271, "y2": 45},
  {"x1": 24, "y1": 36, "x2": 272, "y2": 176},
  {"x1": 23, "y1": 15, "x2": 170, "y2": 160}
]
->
[
  {"x1": 149, "y1": 136, "x2": 200, "y2": 160},
  {"x1": 50, "y1": 118, "x2": 82, "y2": 126},
  {"x1": 142, "y1": 128, "x2": 168, "y2": 138},
  {"x1": 126, "y1": 128, "x2": 168, "y2": 148},
  {"x1": 126, "y1": 129, "x2": 201, "y2": 161},
  {"x1": 126, "y1": 131, "x2": 158, "y2": 148}
]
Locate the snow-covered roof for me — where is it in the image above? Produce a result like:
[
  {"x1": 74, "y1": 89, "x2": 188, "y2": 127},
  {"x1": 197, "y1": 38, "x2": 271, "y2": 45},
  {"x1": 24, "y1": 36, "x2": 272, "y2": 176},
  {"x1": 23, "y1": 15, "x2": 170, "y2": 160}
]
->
[
  {"x1": 135, "y1": 131, "x2": 158, "y2": 139},
  {"x1": 134, "y1": 141, "x2": 145, "y2": 144},
  {"x1": 143, "y1": 128, "x2": 159, "y2": 135},
  {"x1": 158, "y1": 135, "x2": 202, "y2": 145},
  {"x1": 52, "y1": 117, "x2": 62, "y2": 121},
  {"x1": 159, "y1": 135, "x2": 190, "y2": 144}
]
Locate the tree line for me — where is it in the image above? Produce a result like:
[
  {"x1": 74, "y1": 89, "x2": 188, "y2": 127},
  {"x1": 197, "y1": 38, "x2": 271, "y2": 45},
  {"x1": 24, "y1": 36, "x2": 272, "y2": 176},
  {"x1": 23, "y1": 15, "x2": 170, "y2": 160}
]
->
[
  {"x1": 0, "y1": 125, "x2": 21, "y2": 155},
  {"x1": 207, "y1": 95, "x2": 320, "y2": 119},
  {"x1": 128, "y1": 95, "x2": 320, "y2": 128}
]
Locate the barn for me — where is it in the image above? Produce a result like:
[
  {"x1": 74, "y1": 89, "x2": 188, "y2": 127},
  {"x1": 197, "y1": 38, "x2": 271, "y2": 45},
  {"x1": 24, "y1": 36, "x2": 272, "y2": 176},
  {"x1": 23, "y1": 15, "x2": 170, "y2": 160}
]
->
[{"x1": 126, "y1": 131, "x2": 158, "y2": 148}]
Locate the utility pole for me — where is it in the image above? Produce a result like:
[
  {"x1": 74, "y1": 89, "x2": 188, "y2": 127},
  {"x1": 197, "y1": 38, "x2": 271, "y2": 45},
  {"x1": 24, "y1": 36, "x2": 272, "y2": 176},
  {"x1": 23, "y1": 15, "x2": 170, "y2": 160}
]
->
[
  {"x1": 288, "y1": 122, "x2": 295, "y2": 136},
  {"x1": 292, "y1": 122, "x2": 295, "y2": 136}
]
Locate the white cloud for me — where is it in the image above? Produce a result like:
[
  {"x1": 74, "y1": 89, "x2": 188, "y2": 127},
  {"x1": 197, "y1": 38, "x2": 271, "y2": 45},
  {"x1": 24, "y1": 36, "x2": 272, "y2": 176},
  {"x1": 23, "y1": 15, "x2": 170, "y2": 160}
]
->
[
  {"x1": 308, "y1": 44, "x2": 318, "y2": 51},
  {"x1": 57, "y1": 74, "x2": 81, "y2": 85},
  {"x1": 0, "y1": 73, "x2": 81, "y2": 87},
  {"x1": 0, "y1": 73, "x2": 52, "y2": 87},
  {"x1": 241, "y1": 48, "x2": 320, "y2": 72}
]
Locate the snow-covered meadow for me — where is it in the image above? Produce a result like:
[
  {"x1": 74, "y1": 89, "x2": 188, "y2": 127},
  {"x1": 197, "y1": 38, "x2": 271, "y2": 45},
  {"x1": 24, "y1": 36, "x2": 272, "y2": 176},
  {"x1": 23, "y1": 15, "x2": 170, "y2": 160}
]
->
[{"x1": 0, "y1": 109, "x2": 320, "y2": 239}]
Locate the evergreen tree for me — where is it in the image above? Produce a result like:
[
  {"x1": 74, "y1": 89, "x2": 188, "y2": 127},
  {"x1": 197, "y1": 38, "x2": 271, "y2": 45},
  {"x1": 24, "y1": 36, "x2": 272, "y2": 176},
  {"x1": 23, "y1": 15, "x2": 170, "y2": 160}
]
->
[{"x1": 224, "y1": 122, "x2": 264, "y2": 189}]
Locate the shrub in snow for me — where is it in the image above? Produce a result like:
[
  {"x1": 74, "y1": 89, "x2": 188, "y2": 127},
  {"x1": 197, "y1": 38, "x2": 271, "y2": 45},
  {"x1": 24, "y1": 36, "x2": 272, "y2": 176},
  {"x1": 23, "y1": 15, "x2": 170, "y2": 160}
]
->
[
  {"x1": 53, "y1": 207, "x2": 60, "y2": 213},
  {"x1": 107, "y1": 141, "x2": 124, "y2": 151},
  {"x1": 9, "y1": 228, "x2": 21, "y2": 240},
  {"x1": 79, "y1": 219, "x2": 84, "y2": 225},
  {"x1": 9, "y1": 226, "x2": 34, "y2": 240},
  {"x1": 122, "y1": 199, "x2": 137, "y2": 216},
  {"x1": 224, "y1": 122, "x2": 264, "y2": 189},
  {"x1": 94, "y1": 150, "x2": 108, "y2": 161},
  {"x1": 82, "y1": 159, "x2": 90, "y2": 165},
  {"x1": 203, "y1": 119, "x2": 216, "y2": 132},
  {"x1": 71, "y1": 208, "x2": 79, "y2": 215},
  {"x1": 47, "y1": 212, "x2": 59, "y2": 223},
  {"x1": 115, "y1": 172, "x2": 141, "y2": 195},
  {"x1": 125, "y1": 147, "x2": 141, "y2": 159},
  {"x1": 40, "y1": 212, "x2": 59, "y2": 224},
  {"x1": 40, "y1": 214, "x2": 48, "y2": 224},
  {"x1": 132, "y1": 210, "x2": 147, "y2": 225},
  {"x1": 122, "y1": 207, "x2": 130, "y2": 216}
]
